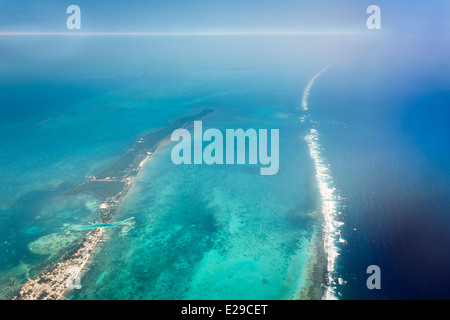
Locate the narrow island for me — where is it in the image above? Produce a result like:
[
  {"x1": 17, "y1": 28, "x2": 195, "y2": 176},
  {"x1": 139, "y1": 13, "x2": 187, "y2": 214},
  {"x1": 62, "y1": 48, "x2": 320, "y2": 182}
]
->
[{"x1": 16, "y1": 109, "x2": 214, "y2": 300}]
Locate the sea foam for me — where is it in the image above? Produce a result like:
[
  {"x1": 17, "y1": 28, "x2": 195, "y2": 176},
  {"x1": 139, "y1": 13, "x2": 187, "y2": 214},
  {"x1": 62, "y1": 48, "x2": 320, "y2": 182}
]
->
[
  {"x1": 301, "y1": 64, "x2": 334, "y2": 111},
  {"x1": 302, "y1": 66, "x2": 343, "y2": 300},
  {"x1": 305, "y1": 129, "x2": 342, "y2": 300}
]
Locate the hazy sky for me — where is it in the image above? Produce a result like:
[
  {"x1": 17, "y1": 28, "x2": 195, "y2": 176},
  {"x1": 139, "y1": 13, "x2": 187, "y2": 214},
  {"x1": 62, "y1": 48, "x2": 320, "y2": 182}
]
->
[{"x1": 0, "y1": 0, "x2": 449, "y2": 34}]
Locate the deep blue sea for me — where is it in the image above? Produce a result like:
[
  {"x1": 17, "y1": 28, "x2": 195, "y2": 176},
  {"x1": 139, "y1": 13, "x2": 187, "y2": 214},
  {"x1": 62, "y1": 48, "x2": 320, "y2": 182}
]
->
[
  {"x1": 312, "y1": 39, "x2": 450, "y2": 299},
  {"x1": 0, "y1": 35, "x2": 449, "y2": 299}
]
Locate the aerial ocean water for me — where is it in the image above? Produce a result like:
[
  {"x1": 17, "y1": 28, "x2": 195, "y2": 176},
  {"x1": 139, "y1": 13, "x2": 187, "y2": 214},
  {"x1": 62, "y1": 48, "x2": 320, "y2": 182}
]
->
[
  {"x1": 309, "y1": 36, "x2": 450, "y2": 299},
  {"x1": 0, "y1": 35, "x2": 449, "y2": 299}
]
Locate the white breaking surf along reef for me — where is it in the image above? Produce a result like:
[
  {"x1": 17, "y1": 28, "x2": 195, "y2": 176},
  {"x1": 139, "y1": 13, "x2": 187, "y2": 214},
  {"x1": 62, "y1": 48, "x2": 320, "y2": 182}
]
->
[{"x1": 302, "y1": 65, "x2": 346, "y2": 300}]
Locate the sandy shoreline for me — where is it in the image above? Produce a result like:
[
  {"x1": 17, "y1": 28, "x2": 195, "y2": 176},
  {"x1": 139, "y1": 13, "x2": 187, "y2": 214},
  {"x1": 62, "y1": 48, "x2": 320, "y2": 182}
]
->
[
  {"x1": 15, "y1": 109, "x2": 213, "y2": 300},
  {"x1": 15, "y1": 103, "x2": 334, "y2": 300}
]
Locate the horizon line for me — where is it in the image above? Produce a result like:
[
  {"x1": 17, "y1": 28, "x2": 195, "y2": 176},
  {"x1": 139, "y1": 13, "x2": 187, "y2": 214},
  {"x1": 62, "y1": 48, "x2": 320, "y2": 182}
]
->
[{"x1": 0, "y1": 31, "x2": 361, "y2": 37}]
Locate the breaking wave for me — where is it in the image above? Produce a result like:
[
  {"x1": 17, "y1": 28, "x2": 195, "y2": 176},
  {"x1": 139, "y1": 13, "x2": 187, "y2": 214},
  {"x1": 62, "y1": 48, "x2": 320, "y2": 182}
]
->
[
  {"x1": 301, "y1": 65, "x2": 344, "y2": 300},
  {"x1": 301, "y1": 64, "x2": 334, "y2": 111}
]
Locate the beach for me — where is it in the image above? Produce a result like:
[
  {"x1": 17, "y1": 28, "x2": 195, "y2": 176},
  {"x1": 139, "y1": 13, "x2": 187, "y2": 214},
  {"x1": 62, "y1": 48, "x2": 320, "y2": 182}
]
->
[{"x1": 15, "y1": 109, "x2": 213, "y2": 300}]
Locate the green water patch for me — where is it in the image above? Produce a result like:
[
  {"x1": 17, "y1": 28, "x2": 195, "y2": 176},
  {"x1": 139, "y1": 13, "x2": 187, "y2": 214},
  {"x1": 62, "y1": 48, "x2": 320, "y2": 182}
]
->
[
  {"x1": 23, "y1": 226, "x2": 43, "y2": 235},
  {"x1": 96, "y1": 271, "x2": 108, "y2": 285},
  {"x1": 0, "y1": 263, "x2": 30, "y2": 300},
  {"x1": 28, "y1": 232, "x2": 81, "y2": 256}
]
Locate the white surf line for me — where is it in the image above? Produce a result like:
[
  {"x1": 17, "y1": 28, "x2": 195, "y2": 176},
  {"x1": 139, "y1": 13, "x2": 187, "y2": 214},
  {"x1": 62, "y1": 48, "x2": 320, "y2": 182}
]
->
[
  {"x1": 305, "y1": 129, "x2": 344, "y2": 300},
  {"x1": 0, "y1": 31, "x2": 360, "y2": 37},
  {"x1": 302, "y1": 65, "x2": 344, "y2": 300},
  {"x1": 301, "y1": 64, "x2": 335, "y2": 111}
]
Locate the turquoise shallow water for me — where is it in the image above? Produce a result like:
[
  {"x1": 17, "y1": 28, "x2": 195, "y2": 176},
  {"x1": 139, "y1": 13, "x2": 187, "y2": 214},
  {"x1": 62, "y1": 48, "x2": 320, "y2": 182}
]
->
[
  {"x1": 8, "y1": 35, "x2": 445, "y2": 300},
  {"x1": 0, "y1": 36, "x2": 337, "y2": 299},
  {"x1": 69, "y1": 76, "x2": 320, "y2": 300}
]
